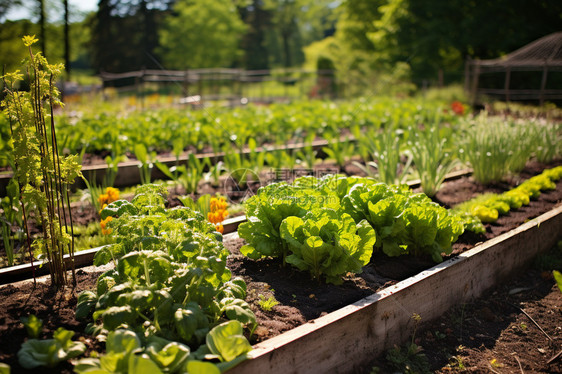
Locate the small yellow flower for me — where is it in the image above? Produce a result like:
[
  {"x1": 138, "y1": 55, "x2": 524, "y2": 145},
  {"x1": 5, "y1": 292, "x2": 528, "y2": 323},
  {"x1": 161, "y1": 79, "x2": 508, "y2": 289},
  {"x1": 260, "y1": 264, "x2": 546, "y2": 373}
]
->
[
  {"x1": 100, "y1": 216, "x2": 113, "y2": 235},
  {"x1": 22, "y1": 35, "x2": 38, "y2": 47},
  {"x1": 106, "y1": 187, "x2": 120, "y2": 202},
  {"x1": 98, "y1": 193, "x2": 109, "y2": 204}
]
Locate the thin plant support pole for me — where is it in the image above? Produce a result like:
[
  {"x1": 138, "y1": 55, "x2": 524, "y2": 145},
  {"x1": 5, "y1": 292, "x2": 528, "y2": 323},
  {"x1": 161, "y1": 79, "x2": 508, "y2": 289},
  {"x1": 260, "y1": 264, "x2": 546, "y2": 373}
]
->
[
  {"x1": 49, "y1": 73, "x2": 75, "y2": 285},
  {"x1": 36, "y1": 72, "x2": 60, "y2": 285},
  {"x1": 29, "y1": 43, "x2": 64, "y2": 286},
  {"x1": 64, "y1": 185, "x2": 76, "y2": 285},
  {"x1": 29, "y1": 54, "x2": 58, "y2": 283},
  {"x1": 49, "y1": 74, "x2": 67, "y2": 285}
]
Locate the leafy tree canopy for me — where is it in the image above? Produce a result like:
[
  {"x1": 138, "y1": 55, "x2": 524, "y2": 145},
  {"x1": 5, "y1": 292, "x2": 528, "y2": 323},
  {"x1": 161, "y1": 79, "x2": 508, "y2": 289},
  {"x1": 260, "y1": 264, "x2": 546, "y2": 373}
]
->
[{"x1": 158, "y1": 0, "x2": 246, "y2": 69}]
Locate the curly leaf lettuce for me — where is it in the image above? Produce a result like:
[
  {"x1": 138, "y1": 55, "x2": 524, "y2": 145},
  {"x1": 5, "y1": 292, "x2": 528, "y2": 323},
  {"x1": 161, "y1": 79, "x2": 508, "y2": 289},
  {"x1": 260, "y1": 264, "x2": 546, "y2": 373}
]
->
[{"x1": 280, "y1": 208, "x2": 376, "y2": 284}]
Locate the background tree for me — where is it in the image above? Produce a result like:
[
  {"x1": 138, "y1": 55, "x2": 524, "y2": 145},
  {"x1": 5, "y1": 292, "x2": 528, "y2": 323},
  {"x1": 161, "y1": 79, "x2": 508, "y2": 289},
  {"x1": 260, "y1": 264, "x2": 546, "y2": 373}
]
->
[
  {"x1": 261, "y1": 0, "x2": 337, "y2": 68},
  {"x1": 158, "y1": 0, "x2": 246, "y2": 69},
  {"x1": 237, "y1": 0, "x2": 271, "y2": 70},
  {"x1": 90, "y1": 0, "x2": 174, "y2": 74},
  {"x1": 0, "y1": 19, "x2": 37, "y2": 73},
  {"x1": 0, "y1": 0, "x2": 22, "y2": 21},
  {"x1": 341, "y1": 0, "x2": 562, "y2": 86}
]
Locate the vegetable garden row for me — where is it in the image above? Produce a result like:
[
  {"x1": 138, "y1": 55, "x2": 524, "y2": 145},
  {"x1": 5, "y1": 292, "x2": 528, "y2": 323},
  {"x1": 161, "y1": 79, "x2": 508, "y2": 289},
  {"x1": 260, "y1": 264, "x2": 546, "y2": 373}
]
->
[{"x1": 1, "y1": 38, "x2": 562, "y2": 373}]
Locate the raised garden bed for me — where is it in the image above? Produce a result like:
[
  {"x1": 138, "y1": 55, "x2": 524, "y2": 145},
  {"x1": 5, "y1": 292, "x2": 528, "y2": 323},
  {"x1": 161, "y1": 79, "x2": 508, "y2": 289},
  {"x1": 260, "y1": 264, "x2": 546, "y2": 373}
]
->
[
  {"x1": 225, "y1": 205, "x2": 561, "y2": 373},
  {"x1": 0, "y1": 163, "x2": 560, "y2": 373}
]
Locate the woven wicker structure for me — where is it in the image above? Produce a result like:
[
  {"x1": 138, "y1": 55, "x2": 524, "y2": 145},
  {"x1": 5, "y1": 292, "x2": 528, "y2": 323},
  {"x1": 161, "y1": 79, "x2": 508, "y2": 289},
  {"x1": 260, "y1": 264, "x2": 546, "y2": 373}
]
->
[{"x1": 466, "y1": 32, "x2": 562, "y2": 104}]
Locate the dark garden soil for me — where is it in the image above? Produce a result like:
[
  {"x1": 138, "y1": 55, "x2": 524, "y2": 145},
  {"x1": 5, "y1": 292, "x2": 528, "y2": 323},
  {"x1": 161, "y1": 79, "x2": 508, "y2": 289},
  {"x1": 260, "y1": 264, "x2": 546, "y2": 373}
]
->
[
  {"x1": 0, "y1": 268, "x2": 105, "y2": 374},
  {"x1": 363, "y1": 244, "x2": 562, "y2": 374},
  {"x1": 0, "y1": 159, "x2": 561, "y2": 373}
]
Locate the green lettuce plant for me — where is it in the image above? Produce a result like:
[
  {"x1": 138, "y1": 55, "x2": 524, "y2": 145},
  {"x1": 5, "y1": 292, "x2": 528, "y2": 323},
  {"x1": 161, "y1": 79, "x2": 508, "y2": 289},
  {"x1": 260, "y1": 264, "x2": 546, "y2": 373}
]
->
[
  {"x1": 239, "y1": 178, "x2": 340, "y2": 263},
  {"x1": 341, "y1": 182, "x2": 464, "y2": 262},
  {"x1": 241, "y1": 175, "x2": 464, "y2": 283},
  {"x1": 280, "y1": 208, "x2": 376, "y2": 284},
  {"x1": 17, "y1": 328, "x2": 86, "y2": 369}
]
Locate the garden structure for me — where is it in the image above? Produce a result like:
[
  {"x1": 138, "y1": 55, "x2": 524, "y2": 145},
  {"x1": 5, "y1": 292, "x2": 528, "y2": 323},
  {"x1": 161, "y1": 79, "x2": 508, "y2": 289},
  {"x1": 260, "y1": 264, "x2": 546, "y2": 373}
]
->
[{"x1": 466, "y1": 31, "x2": 562, "y2": 104}]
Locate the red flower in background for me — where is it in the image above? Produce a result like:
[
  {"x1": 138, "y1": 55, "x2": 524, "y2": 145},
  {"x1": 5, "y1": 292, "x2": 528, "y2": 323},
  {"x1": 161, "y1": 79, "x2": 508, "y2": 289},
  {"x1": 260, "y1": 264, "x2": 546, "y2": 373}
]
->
[{"x1": 451, "y1": 101, "x2": 465, "y2": 115}]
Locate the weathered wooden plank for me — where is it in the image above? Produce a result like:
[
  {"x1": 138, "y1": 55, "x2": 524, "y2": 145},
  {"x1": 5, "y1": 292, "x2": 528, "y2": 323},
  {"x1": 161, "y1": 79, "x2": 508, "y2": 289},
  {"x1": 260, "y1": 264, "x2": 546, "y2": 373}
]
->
[
  {"x1": 228, "y1": 204, "x2": 562, "y2": 374},
  {"x1": 0, "y1": 247, "x2": 100, "y2": 284}
]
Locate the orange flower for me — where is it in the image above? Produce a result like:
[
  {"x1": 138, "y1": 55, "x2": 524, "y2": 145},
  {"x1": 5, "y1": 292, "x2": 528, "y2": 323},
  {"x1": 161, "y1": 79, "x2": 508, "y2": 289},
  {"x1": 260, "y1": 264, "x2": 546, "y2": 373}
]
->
[
  {"x1": 98, "y1": 187, "x2": 120, "y2": 208},
  {"x1": 106, "y1": 187, "x2": 119, "y2": 202},
  {"x1": 100, "y1": 216, "x2": 113, "y2": 235},
  {"x1": 216, "y1": 223, "x2": 224, "y2": 233},
  {"x1": 207, "y1": 196, "x2": 229, "y2": 227},
  {"x1": 98, "y1": 193, "x2": 109, "y2": 205}
]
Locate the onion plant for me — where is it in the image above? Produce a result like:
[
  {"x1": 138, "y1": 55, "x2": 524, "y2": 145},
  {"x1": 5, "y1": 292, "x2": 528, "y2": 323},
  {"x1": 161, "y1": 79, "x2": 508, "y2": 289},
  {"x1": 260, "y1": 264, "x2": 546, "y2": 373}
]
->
[
  {"x1": 532, "y1": 121, "x2": 562, "y2": 163},
  {"x1": 354, "y1": 128, "x2": 413, "y2": 185},
  {"x1": 459, "y1": 114, "x2": 540, "y2": 185},
  {"x1": 134, "y1": 143, "x2": 157, "y2": 185},
  {"x1": 156, "y1": 154, "x2": 207, "y2": 194},
  {"x1": 322, "y1": 137, "x2": 356, "y2": 168},
  {"x1": 408, "y1": 123, "x2": 458, "y2": 197}
]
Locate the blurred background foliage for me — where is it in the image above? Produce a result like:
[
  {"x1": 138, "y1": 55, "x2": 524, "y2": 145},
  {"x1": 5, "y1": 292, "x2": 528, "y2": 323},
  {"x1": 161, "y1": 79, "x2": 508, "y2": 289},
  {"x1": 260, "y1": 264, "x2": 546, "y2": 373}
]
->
[{"x1": 0, "y1": 0, "x2": 561, "y2": 94}]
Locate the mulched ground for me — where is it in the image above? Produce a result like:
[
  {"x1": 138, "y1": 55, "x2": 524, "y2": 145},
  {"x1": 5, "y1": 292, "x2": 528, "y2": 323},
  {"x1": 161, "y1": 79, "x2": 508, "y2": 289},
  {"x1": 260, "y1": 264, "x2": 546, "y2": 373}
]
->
[{"x1": 0, "y1": 159, "x2": 561, "y2": 373}]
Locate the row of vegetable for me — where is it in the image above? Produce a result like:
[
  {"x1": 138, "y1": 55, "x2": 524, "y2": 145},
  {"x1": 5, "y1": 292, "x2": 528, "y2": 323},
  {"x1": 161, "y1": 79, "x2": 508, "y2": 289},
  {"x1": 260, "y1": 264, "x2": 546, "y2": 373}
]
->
[{"x1": 0, "y1": 97, "x2": 462, "y2": 166}]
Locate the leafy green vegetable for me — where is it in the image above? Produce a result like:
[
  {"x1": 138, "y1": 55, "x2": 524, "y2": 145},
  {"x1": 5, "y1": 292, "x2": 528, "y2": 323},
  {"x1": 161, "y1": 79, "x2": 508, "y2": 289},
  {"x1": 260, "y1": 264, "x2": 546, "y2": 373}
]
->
[
  {"x1": 146, "y1": 339, "x2": 191, "y2": 373},
  {"x1": 341, "y1": 181, "x2": 463, "y2": 261},
  {"x1": 76, "y1": 291, "x2": 98, "y2": 320},
  {"x1": 239, "y1": 181, "x2": 338, "y2": 261},
  {"x1": 453, "y1": 166, "x2": 562, "y2": 230},
  {"x1": 257, "y1": 295, "x2": 280, "y2": 311},
  {"x1": 79, "y1": 185, "x2": 254, "y2": 372},
  {"x1": 185, "y1": 360, "x2": 221, "y2": 374},
  {"x1": 20, "y1": 314, "x2": 43, "y2": 339},
  {"x1": 17, "y1": 328, "x2": 86, "y2": 369},
  {"x1": 280, "y1": 208, "x2": 376, "y2": 284},
  {"x1": 206, "y1": 321, "x2": 252, "y2": 362}
]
